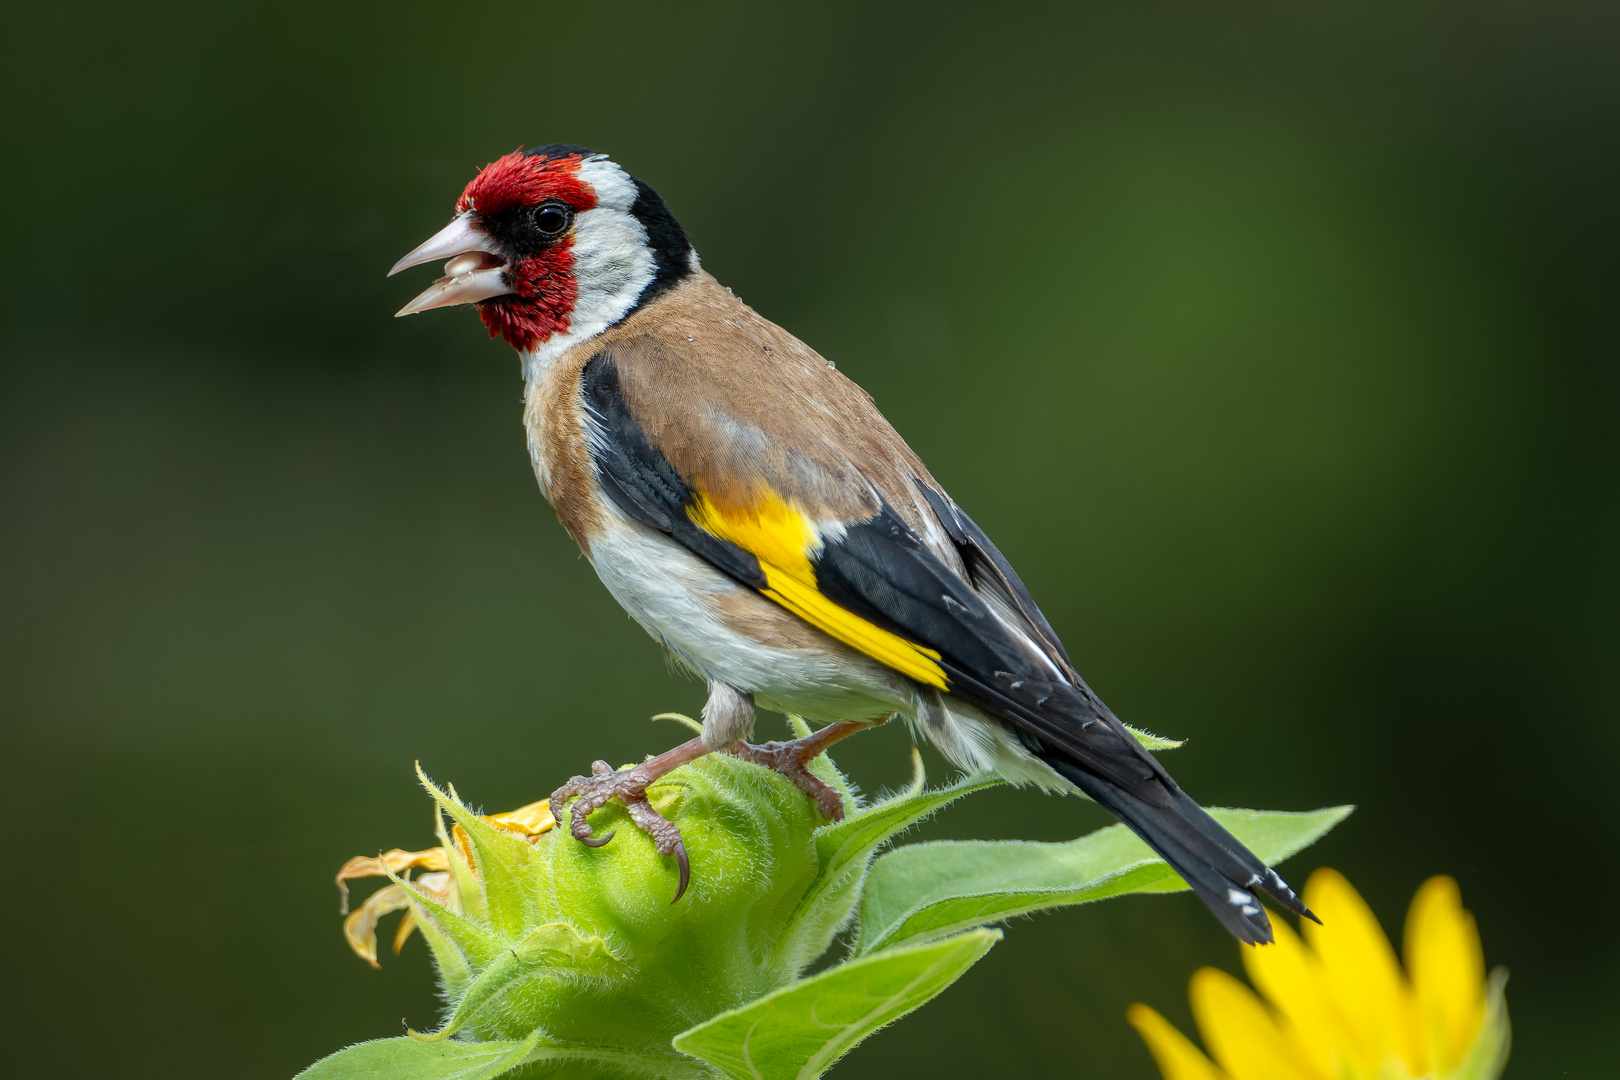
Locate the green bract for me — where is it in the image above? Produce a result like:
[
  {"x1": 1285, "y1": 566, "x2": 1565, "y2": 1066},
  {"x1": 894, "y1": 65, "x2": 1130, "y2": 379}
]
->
[{"x1": 304, "y1": 719, "x2": 1349, "y2": 1080}]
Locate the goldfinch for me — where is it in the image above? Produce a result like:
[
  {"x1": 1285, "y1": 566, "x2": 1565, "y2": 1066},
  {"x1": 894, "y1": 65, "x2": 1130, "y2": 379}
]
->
[{"x1": 390, "y1": 145, "x2": 1313, "y2": 942}]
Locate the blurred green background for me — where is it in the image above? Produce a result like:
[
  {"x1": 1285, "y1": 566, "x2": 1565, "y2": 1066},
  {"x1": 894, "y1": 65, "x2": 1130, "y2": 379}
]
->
[{"x1": 3, "y1": 1, "x2": 1616, "y2": 1076}]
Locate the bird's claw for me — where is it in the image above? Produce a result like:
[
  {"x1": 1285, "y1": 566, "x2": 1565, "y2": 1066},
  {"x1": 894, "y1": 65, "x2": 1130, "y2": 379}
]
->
[
  {"x1": 549, "y1": 760, "x2": 691, "y2": 902},
  {"x1": 729, "y1": 738, "x2": 848, "y2": 822},
  {"x1": 670, "y1": 840, "x2": 690, "y2": 902}
]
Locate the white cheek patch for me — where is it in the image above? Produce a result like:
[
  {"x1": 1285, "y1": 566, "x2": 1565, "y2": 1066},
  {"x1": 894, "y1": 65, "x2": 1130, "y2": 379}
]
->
[
  {"x1": 573, "y1": 214, "x2": 655, "y2": 314},
  {"x1": 521, "y1": 158, "x2": 658, "y2": 381}
]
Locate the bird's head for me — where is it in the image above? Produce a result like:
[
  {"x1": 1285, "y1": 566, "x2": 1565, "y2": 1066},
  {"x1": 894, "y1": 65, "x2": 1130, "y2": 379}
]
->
[{"x1": 390, "y1": 145, "x2": 693, "y2": 356}]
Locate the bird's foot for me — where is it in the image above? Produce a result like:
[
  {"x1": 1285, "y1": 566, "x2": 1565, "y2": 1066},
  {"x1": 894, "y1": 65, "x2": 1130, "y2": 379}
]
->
[
  {"x1": 728, "y1": 720, "x2": 866, "y2": 822},
  {"x1": 550, "y1": 759, "x2": 691, "y2": 902}
]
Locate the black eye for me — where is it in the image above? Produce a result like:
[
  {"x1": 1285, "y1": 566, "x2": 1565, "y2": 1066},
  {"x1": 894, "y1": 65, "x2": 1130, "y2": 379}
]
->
[{"x1": 530, "y1": 202, "x2": 572, "y2": 238}]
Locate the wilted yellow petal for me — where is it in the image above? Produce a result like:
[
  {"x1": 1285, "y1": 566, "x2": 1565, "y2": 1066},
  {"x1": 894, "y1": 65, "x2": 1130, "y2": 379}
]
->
[
  {"x1": 1190, "y1": 967, "x2": 1321, "y2": 1080},
  {"x1": 1405, "y1": 876, "x2": 1486, "y2": 1072},
  {"x1": 343, "y1": 883, "x2": 413, "y2": 969},
  {"x1": 1128, "y1": 1002, "x2": 1233, "y2": 1080},
  {"x1": 1241, "y1": 914, "x2": 1344, "y2": 1079},
  {"x1": 392, "y1": 908, "x2": 419, "y2": 956},
  {"x1": 335, "y1": 846, "x2": 450, "y2": 913},
  {"x1": 1302, "y1": 869, "x2": 1423, "y2": 1076}
]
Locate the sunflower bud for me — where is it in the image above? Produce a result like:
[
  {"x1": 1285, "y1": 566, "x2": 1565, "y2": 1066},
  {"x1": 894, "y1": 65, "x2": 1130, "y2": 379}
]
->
[{"x1": 323, "y1": 720, "x2": 877, "y2": 1076}]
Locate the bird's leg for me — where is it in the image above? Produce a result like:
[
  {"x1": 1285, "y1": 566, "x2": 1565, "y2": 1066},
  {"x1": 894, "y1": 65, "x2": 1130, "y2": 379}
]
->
[
  {"x1": 549, "y1": 735, "x2": 711, "y2": 902},
  {"x1": 700, "y1": 681, "x2": 756, "y2": 750},
  {"x1": 728, "y1": 720, "x2": 869, "y2": 822}
]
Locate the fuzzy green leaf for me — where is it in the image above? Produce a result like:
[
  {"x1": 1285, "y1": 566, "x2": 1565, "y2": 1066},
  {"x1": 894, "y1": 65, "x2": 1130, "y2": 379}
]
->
[
  {"x1": 1123, "y1": 724, "x2": 1185, "y2": 750},
  {"x1": 295, "y1": 1029, "x2": 541, "y2": 1080},
  {"x1": 857, "y1": 805, "x2": 1352, "y2": 954},
  {"x1": 389, "y1": 866, "x2": 508, "y2": 972},
  {"x1": 805, "y1": 765, "x2": 1001, "y2": 909},
  {"x1": 415, "y1": 922, "x2": 622, "y2": 1042},
  {"x1": 774, "y1": 760, "x2": 1000, "y2": 968},
  {"x1": 417, "y1": 765, "x2": 537, "y2": 938},
  {"x1": 673, "y1": 928, "x2": 1001, "y2": 1080},
  {"x1": 434, "y1": 799, "x2": 488, "y2": 924}
]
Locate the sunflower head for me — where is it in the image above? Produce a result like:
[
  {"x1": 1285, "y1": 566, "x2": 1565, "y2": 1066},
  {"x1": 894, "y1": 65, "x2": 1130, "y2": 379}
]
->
[{"x1": 1129, "y1": 869, "x2": 1510, "y2": 1080}]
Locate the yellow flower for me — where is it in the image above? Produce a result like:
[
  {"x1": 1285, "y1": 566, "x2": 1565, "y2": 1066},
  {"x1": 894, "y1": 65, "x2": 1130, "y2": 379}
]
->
[
  {"x1": 1128, "y1": 869, "x2": 1510, "y2": 1080},
  {"x1": 334, "y1": 795, "x2": 555, "y2": 968}
]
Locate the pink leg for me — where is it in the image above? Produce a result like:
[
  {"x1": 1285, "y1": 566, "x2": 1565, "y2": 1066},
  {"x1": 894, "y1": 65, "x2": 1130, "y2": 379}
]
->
[{"x1": 728, "y1": 720, "x2": 867, "y2": 822}]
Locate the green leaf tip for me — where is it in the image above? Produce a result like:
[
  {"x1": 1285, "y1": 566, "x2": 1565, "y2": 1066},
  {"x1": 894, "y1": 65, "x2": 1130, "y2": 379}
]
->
[
  {"x1": 651, "y1": 711, "x2": 704, "y2": 734},
  {"x1": 1124, "y1": 724, "x2": 1186, "y2": 750},
  {"x1": 413, "y1": 762, "x2": 539, "y2": 939}
]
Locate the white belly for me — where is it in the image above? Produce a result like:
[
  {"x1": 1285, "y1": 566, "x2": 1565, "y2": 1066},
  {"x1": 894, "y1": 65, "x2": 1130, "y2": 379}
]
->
[{"x1": 585, "y1": 508, "x2": 912, "y2": 726}]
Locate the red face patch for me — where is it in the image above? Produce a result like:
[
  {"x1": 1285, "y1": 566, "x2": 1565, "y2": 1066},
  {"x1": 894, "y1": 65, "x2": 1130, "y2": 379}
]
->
[
  {"x1": 457, "y1": 148, "x2": 600, "y2": 352},
  {"x1": 456, "y1": 147, "x2": 598, "y2": 218}
]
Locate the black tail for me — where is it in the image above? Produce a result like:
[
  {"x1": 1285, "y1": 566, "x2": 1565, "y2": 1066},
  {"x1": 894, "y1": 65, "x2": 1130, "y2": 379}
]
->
[{"x1": 1038, "y1": 750, "x2": 1316, "y2": 944}]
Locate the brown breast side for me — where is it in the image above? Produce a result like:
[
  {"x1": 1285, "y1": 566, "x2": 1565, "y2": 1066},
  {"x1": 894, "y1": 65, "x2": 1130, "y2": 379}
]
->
[{"x1": 523, "y1": 345, "x2": 605, "y2": 552}]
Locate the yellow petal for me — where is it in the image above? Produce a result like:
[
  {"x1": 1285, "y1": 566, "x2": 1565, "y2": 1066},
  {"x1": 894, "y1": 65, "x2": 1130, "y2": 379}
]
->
[
  {"x1": 1302, "y1": 869, "x2": 1424, "y2": 1076},
  {"x1": 1404, "y1": 876, "x2": 1486, "y2": 1072},
  {"x1": 1241, "y1": 913, "x2": 1345, "y2": 1079},
  {"x1": 335, "y1": 846, "x2": 450, "y2": 913},
  {"x1": 483, "y1": 797, "x2": 556, "y2": 837},
  {"x1": 342, "y1": 883, "x2": 413, "y2": 969},
  {"x1": 446, "y1": 799, "x2": 558, "y2": 875},
  {"x1": 391, "y1": 908, "x2": 419, "y2": 956},
  {"x1": 1127, "y1": 1002, "x2": 1234, "y2": 1080},
  {"x1": 1190, "y1": 967, "x2": 1322, "y2": 1080}
]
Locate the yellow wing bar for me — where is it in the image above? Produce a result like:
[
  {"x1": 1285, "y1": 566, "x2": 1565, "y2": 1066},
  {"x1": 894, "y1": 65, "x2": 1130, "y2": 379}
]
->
[{"x1": 687, "y1": 491, "x2": 949, "y2": 690}]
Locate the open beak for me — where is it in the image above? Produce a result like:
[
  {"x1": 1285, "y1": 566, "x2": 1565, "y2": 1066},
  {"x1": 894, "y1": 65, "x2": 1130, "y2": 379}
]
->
[{"x1": 388, "y1": 213, "x2": 515, "y2": 317}]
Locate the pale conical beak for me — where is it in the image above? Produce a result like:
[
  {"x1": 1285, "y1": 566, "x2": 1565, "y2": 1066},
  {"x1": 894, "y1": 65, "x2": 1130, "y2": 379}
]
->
[{"x1": 389, "y1": 213, "x2": 516, "y2": 317}]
